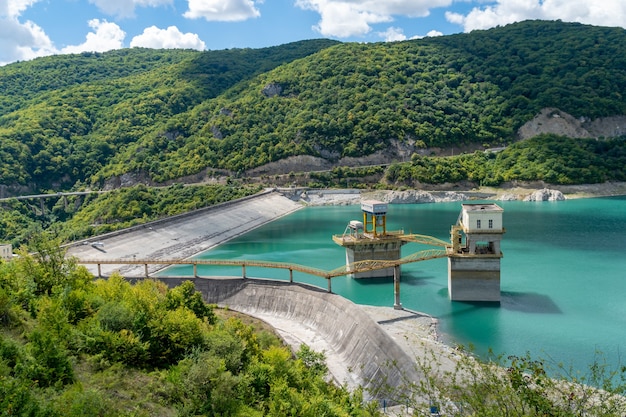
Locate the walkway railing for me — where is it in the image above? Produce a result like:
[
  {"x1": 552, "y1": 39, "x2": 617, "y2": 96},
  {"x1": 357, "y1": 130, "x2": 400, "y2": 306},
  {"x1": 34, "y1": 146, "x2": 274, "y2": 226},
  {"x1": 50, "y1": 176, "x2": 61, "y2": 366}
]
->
[{"x1": 78, "y1": 248, "x2": 450, "y2": 293}]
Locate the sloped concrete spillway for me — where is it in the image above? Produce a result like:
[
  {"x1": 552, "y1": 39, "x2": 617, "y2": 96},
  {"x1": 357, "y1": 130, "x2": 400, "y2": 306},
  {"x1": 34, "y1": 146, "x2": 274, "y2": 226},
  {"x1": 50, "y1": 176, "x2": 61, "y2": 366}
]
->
[
  {"x1": 155, "y1": 277, "x2": 423, "y2": 401},
  {"x1": 68, "y1": 190, "x2": 303, "y2": 277}
]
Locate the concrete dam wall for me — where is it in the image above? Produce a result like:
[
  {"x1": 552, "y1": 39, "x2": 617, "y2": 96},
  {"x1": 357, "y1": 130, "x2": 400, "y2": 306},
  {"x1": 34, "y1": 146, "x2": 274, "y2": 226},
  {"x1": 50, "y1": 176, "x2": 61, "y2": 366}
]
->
[{"x1": 155, "y1": 277, "x2": 422, "y2": 400}]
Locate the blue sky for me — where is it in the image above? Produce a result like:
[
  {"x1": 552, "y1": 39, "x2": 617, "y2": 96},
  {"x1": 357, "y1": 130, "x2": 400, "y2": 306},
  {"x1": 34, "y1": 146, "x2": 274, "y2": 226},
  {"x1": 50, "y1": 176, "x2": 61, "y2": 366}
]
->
[{"x1": 2, "y1": 0, "x2": 625, "y2": 66}]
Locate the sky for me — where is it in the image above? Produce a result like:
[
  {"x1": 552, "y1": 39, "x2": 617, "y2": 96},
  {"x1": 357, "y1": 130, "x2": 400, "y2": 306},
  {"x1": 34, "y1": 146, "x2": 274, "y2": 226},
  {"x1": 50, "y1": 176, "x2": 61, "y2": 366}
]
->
[{"x1": 1, "y1": 0, "x2": 626, "y2": 66}]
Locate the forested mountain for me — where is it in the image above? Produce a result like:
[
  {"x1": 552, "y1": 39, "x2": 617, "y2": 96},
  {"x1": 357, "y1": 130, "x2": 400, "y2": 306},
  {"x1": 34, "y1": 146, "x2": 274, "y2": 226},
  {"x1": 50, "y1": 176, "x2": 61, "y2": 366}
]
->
[
  {"x1": 0, "y1": 40, "x2": 339, "y2": 189},
  {"x1": 1, "y1": 20, "x2": 626, "y2": 194}
]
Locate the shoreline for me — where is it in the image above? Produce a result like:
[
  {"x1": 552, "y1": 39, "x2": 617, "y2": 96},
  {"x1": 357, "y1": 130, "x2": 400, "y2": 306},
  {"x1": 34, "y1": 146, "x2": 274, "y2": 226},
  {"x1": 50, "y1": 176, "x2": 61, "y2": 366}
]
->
[{"x1": 284, "y1": 181, "x2": 626, "y2": 206}]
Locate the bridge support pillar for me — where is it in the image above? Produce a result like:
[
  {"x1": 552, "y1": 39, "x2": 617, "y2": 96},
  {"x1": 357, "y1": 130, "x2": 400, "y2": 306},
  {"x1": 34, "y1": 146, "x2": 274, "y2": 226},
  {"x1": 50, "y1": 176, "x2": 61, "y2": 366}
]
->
[
  {"x1": 193, "y1": 263, "x2": 198, "y2": 278},
  {"x1": 393, "y1": 265, "x2": 402, "y2": 310},
  {"x1": 144, "y1": 264, "x2": 149, "y2": 278}
]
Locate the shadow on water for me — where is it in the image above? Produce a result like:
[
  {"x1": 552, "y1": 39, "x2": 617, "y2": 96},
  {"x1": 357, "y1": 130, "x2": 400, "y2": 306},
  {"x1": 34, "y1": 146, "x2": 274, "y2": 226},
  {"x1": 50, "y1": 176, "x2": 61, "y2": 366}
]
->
[
  {"x1": 349, "y1": 271, "x2": 436, "y2": 288},
  {"x1": 401, "y1": 271, "x2": 439, "y2": 287},
  {"x1": 435, "y1": 289, "x2": 561, "y2": 319},
  {"x1": 500, "y1": 291, "x2": 562, "y2": 314}
]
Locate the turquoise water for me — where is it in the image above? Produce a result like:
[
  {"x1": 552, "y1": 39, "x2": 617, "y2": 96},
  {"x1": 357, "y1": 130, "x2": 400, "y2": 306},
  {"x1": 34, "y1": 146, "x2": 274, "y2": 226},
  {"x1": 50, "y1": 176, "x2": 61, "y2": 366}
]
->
[{"x1": 163, "y1": 196, "x2": 626, "y2": 374}]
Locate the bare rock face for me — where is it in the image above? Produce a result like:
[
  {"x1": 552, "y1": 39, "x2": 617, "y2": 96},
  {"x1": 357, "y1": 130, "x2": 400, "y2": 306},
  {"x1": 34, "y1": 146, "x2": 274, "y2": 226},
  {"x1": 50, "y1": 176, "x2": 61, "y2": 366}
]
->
[
  {"x1": 382, "y1": 190, "x2": 436, "y2": 204},
  {"x1": 210, "y1": 125, "x2": 223, "y2": 139},
  {"x1": 262, "y1": 82, "x2": 283, "y2": 98},
  {"x1": 518, "y1": 108, "x2": 626, "y2": 140},
  {"x1": 518, "y1": 108, "x2": 591, "y2": 139},
  {"x1": 377, "y1": 190, "x2": 468, "y2": 204},
  {"x1": 585, "y1": 115, "x2": 626, "y2": 138},
  {"x1": 523, "y1": 188, "x2": 565, "y2": 201},
  {"x1": 245, "y1": 155, "x2": 333, "y2": 176}
]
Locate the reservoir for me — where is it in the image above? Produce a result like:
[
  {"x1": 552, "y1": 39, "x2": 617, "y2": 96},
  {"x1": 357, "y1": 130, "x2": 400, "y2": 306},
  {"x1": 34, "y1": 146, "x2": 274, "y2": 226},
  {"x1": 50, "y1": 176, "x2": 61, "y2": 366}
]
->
[{"x1": 163, "y1": 195, "x2": 626, "y2": 375}]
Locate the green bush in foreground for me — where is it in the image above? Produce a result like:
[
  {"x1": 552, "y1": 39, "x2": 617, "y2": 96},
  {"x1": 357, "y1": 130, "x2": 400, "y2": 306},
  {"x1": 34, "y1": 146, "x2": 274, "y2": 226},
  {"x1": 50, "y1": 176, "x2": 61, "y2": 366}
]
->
[{"x1": 0, "y1": 236, "x2": 380, "y2": 416}]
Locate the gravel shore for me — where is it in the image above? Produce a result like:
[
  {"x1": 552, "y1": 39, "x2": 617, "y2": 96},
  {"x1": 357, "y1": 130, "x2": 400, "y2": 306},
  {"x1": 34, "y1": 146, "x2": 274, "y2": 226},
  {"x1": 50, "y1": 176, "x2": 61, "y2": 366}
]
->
[{"x1": 289, "y1": 181, "x2": 626, "y2": 206}]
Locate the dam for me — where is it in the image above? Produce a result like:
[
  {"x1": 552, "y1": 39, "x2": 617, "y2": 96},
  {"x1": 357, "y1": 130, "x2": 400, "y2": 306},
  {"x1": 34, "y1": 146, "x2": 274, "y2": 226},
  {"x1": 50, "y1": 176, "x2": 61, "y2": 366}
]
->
[
  {"x1": 183, "y1": 197, "x2": 625, "y2": 380},
  {"x1": 72, "y1": 191, "x2": 507, "y2": 401},
  {"x1": 71, "y1": 191, "x2": 626, "y2": 392},
  {"x1": 68, "y1": 191, "x2": 439, "y2": 400}
]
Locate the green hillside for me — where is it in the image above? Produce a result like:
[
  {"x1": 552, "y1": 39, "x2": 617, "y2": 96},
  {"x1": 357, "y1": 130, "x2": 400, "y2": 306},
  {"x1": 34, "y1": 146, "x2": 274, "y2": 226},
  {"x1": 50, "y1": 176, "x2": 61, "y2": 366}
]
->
[
  {"x1": 97, "y1": 20, "x2": 626, "y2": 181},
  {"x1": 0, "y1": 40, "x2": 339, "y2": 189},
  {"x1": 2, "y1": 21, "x2": 626, "y2": 191}
]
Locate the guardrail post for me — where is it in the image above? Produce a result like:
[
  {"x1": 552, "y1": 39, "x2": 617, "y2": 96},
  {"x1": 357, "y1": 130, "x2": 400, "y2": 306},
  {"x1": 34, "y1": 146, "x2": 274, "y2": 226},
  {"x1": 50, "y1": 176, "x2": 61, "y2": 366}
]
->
[{"x1": 145, "y1": 264, "x2": 149, "y2": 278}]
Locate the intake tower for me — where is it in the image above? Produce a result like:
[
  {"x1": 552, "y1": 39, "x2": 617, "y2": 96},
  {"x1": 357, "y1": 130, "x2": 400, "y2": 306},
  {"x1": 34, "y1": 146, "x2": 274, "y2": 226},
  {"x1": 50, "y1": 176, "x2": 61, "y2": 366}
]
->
[
  {"x1": 332, "y1": 200, "x2": 406, "y2": 278},
  {"x1": 447, "y1": 203, "x2": 504, "y2": 302}
]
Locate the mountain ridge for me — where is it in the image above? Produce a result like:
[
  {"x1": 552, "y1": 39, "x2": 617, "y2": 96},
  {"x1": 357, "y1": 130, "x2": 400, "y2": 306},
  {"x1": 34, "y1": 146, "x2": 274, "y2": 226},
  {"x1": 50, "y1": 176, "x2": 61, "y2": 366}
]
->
[{"x1": 1, "y1": 20, "x2": 625, "y2": 193}]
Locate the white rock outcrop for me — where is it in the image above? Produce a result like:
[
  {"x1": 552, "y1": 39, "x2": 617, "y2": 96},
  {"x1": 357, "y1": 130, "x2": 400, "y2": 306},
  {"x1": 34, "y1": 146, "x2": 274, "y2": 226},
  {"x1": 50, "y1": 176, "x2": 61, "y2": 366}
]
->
[
  {"x1": 518, "y1": 107, "x2": 626, "y2": 140},
  {"x1": 523, "y1": 188, "x2": 565, "y2": 201},
  {"x1": 378, "y1": 190, "x2": 467, "y2": 204}
]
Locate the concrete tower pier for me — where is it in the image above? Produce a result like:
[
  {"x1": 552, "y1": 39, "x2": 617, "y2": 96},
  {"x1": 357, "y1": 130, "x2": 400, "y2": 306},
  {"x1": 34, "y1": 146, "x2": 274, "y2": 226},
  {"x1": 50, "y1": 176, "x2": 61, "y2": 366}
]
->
[
  {"x1": 447, "y1": 203, "x2": 504, "y2": 302},
  {"x1": 333, "y1": 200, "x2": 406, "y2": 279}
]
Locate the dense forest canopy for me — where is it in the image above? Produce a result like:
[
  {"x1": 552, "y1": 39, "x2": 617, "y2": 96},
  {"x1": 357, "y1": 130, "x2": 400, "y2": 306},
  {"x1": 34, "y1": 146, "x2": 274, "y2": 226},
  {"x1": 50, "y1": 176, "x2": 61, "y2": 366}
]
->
[
  {"x1": 0, "y1": 40, "x2": 339, "y2": 190},
  {"x1": 1, "y1": 20, "x2": 626, "y2": 248},
  {"x1": 1, "y1": 20, "x2": 625, "y2": 192}
]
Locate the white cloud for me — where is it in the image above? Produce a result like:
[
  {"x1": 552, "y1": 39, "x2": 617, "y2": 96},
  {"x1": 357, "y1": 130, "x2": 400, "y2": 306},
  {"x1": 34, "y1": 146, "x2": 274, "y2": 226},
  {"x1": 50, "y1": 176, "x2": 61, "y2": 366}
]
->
[
  {"x1": 380, "y1": 27, "x2": 407, "y2": 41},
  {"x1": 183, "y1": 0, "x2": 261, "y2": 21},
  {"x1": 88, "y1": 0, "x2": 173, "y2": 19},
  {"x1": 381, "y1": 27, "x2": 444, "y2": 42},
  {"x1": 0, "y1": 0, "x2": 55, "y2": 65},
  {"x1": 425, "y1": 29, "x2": 443, "y2": 37},
  {"x1": 315, "y1": 2, "x2": 391, "y2": 37},
  {"x1": 3, "y1": 0, "x2": 40, "y2": 16},
  {"x1": 131, "y1": 26, "x2": 206, "y2": 50},
  {"x1": 295, "y1": 0, "x2": 452, "y2": 38},
  {"x1": 60, "y1": 19, "x2": 126, "y2": 54},
  {"x1": 447, "y1": 0, "x2": 626, "y2": 33}
]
